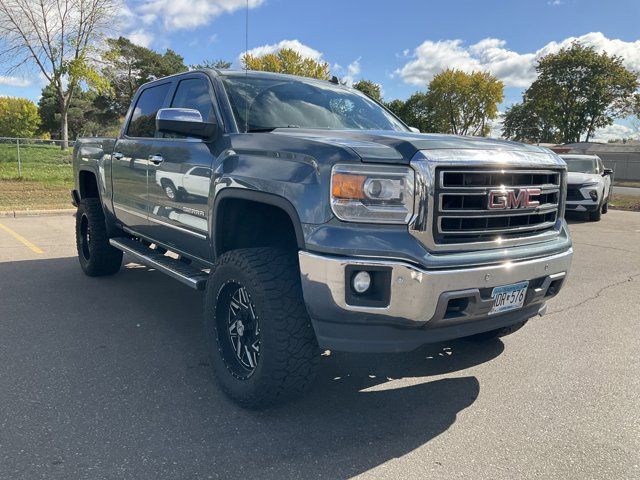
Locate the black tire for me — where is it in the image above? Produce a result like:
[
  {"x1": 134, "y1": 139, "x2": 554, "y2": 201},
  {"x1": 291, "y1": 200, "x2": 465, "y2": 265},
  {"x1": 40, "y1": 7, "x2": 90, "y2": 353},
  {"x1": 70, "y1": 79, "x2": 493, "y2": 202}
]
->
[
  {"x1": 75, "y1": 198, "x2": 123, "y2": 276},
  {"x1": 602, "y1": 200, "x2": 609, "y2": 214},
  {"x1": 469, "y1": 320, "x2": 528, "y2": 342},
  {"x1": 204, "y1": 248, "x2": 319, "y2": 408},
  {"x1": 589, "y1": 204, "x2": 603, "y2": 222},
  {"x1": 162, "y1": 181, "x2": 182, "y2": 201}
]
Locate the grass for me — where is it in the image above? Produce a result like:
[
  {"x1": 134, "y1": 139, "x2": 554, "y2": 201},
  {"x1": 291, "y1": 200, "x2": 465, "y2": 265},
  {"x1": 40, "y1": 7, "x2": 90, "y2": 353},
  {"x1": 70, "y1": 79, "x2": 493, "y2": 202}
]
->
[
  {"x1": 614, "y1": 180, "x2": 640, "y2": 188},
  {"x1": 609, "y1": 194, "x2": 640, "y2": 212},
  {"x1": 0, "y1": 143, "x2": 73, "y2": 211}
]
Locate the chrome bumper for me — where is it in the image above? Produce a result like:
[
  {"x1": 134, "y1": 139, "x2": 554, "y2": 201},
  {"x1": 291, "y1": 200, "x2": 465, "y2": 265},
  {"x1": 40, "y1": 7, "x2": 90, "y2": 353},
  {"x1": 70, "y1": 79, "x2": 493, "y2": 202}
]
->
[{"x1": 298, "y1": 248, "x2": 573, "y2": 327}]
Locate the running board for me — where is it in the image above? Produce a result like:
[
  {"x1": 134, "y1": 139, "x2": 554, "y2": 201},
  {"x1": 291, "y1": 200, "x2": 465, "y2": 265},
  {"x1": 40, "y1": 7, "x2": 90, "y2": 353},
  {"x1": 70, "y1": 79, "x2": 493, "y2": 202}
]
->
[{"x1": 109, "y1": 237, "x2": 209, "y2": 290}]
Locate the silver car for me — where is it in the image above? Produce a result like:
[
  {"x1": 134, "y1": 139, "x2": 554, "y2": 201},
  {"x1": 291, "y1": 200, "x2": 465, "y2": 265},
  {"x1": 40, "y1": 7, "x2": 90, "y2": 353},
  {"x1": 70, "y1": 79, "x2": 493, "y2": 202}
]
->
[{"x1": 561, "y1": 154, "x2": 613, "y2": 221}]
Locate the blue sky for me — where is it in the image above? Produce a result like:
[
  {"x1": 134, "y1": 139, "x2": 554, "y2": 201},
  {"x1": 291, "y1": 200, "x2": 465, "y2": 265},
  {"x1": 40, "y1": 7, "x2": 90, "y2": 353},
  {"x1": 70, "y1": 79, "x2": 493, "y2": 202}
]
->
[{"x1": 2, "y1": 0, "x2": 639, "y2": 139}]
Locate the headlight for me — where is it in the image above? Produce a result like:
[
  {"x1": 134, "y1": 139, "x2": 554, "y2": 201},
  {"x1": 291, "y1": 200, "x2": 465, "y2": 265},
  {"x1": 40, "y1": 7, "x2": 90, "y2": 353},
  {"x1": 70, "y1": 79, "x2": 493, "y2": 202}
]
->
[
  {"x1": 330, "y1": 164, "x2": 414, "y2": 223},
  {"x1": 589, "y1": 189, "x2": 598, "y2": 201}
]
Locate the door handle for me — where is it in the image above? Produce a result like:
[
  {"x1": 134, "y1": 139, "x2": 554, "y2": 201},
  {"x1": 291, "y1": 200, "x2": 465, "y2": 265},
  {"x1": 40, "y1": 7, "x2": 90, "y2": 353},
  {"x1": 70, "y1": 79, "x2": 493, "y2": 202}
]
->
[
  {"x1": 149, "y1": 154, "x2": 164, "y2": 165},
  {"x1": 113, "y1": 152, "x2": 124, "y2": 160}
]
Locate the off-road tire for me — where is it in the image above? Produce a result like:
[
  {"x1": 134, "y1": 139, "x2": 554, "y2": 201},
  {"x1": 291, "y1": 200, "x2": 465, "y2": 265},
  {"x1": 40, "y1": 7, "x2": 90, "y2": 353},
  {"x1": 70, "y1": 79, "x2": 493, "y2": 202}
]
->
[
  {"x1": 204, "y1": 248, "x2": 319, "y2": 408},
  {"x1": 469, "y1": 320, "x2": 528, "y2": 342},
  {"x1": 75, "y1": 198, "x2": 123, "y2": 276}
]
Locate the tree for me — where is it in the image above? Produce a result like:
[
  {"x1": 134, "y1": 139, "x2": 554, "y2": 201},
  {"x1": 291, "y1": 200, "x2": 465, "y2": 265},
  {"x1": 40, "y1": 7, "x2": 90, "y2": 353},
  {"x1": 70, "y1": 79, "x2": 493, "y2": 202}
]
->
[
  {"x1": 242, "y1": 48, "x2": 330, "y2": 80},
  {"x1": 0, "y1": 97, "x2": 40, "y2": 137},
  {"x1": 191, "y1": 59, "x2": 232, "y2": 70},
  {"x1": 501, "y1": 101, "x2": 560, "y2": 144},
  {"x1": 425, "y1": 69, "x2": 504, "y2": 136},
  {"x1": 99, "y1": 36, "x2": 188, "y2": 118},
  {"x1": 38, "y1": 82, "x2": 118, "y2": 139},
  {"x1": 0, "y1": 0, "x2": 116, "y2": 148},
  {"x1": 510, "y1": 43, "x2": 638, "y2": 143},
  {"x1": 353, "y1": 80, "x2": 382, "y2": 102}
]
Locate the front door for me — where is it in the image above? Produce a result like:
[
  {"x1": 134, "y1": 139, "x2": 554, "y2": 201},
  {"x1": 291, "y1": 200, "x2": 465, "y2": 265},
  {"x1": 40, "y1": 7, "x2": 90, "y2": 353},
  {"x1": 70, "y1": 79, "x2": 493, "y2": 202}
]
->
[
  {"x1": 111, "y1": 81, "x2": 172, "y2": 233},
  {"x1": 146, "y1": 75, "x2": 220, "y2": 260}
]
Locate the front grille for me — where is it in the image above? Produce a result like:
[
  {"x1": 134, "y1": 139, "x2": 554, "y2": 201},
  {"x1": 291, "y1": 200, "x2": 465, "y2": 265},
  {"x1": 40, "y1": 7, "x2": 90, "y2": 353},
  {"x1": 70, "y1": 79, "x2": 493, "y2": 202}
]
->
[
  {"x1": 434, "y1": 168, "x2": 562, "y2": 244},
  {"x1": 566, "y1": 185, "x2": 584, "y2": 201}
]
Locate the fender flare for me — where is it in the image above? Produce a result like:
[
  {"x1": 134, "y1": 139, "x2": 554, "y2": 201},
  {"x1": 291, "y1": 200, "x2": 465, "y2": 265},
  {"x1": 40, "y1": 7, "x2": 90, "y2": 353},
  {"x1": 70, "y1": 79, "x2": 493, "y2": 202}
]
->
[{"x1": 212, "y1": 188, "x2": 306, "y2": 256}]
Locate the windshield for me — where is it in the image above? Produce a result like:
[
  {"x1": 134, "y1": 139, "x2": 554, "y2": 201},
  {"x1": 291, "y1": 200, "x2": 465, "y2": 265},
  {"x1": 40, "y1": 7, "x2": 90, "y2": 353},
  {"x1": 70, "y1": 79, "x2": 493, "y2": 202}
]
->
[
  {"x1": 563, "y1": 158, "x2": 598, "y2": 174},
  {"x1": 221, "y1": 74, "x2": 407, "y2": 133}
]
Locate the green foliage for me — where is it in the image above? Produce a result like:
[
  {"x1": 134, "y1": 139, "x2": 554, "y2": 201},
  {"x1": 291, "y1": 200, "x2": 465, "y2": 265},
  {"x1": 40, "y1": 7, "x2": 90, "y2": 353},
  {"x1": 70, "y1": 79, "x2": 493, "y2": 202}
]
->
[
  {"x1": 502, "y1": 102, "x2": 561, "y2": 144},
  {"x1": 385, "y1": 70, "x2": 503, "y2": 135},
  {"x1": 99, "y1": 37, "x2": 188, "y2": 117},
  {"x1": 191, "y1": 59, "x2": 232, "y2": 70},
  {"x1": 0, "y1": 97, "x2": 41, "y2": 138},
  {"x1": 38, "y1": 84, "x2": 120, "y2": 140},
  {"x1": 242, "y1": 48, "x2": 330, "y2": 80},
  {"x1": 387, "y1": 93, "x2": 435, "y2": 132},
  {"x1": 503, "y1": 43, "x2": 639, "y2": 143},
  {"x1": 424, "y1": 69, "x2": 504, "y2": 136},
  {"x1": 353, "y1": 80, "x2": 382, "y2": 102}
]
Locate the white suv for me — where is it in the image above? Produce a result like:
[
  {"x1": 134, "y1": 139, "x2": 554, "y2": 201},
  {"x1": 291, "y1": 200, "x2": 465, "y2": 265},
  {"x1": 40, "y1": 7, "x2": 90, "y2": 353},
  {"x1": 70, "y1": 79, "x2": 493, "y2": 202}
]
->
[{"x1": 561, "y1": 154, "x2": 613, "y2": 221}]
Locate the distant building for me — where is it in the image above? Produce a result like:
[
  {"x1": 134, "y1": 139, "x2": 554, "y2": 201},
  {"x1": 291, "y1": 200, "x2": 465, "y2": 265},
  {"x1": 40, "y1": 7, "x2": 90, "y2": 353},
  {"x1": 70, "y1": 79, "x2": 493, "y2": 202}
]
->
[{"x1": 551, "y1": 142, "x2": 640, "y2": 181}]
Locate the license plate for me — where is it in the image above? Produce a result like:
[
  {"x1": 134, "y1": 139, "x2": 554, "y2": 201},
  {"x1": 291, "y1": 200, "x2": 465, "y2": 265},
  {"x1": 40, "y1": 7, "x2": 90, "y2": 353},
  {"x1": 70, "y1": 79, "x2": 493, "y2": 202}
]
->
[{"x1": 489, "y1": 281, "x2": 529, "y2": 315}]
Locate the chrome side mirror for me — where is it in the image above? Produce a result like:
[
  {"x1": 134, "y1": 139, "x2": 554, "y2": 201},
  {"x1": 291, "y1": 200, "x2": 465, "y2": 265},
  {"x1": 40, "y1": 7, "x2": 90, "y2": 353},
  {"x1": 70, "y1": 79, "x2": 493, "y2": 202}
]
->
[{"x1": 156, "y1": 108, "x2": 217, "y2": 139}]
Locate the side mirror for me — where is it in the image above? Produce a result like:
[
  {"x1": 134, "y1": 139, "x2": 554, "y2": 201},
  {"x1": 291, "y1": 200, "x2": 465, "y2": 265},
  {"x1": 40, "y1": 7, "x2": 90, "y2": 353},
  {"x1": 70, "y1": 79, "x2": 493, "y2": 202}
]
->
[
  {"x1": 603, "y1": 168, "x2": 613, "y2": 176},
  {"x1": 156, "y1": 108, "x2": 217, "y2": 139},
  {"x1": 409, "y1": 126, "x2": 420, "y2": 133}
]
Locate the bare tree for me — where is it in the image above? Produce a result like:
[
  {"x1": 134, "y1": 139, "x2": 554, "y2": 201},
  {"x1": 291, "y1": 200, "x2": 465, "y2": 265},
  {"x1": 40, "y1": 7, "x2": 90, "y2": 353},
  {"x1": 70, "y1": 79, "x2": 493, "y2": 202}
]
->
[{"x1": 0, "y1": 0, "x2": 116, "y2": 148}]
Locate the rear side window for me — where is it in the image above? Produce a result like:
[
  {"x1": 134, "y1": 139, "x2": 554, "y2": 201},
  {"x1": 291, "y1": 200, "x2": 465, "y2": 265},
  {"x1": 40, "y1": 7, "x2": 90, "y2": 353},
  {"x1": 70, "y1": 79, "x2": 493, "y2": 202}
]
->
[
  {"x1": 171, "y1": 78, "x2": 215, "y2": 122},
  {"x1": 127, "y1": 83, "x2": 171, "y2": 138}
]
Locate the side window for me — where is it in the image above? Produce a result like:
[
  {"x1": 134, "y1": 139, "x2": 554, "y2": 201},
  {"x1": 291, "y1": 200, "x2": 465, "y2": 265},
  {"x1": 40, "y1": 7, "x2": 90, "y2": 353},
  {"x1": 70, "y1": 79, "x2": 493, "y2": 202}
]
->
[
  {"x1": 127, "y1": 83, "x2": 171, "y2": 138},
  {"x1": 189, "y1": 167, "x2": 212, "y2": 178},
  {"x1": 170, "y1": 78, "x2": 215, "y2": 122}
]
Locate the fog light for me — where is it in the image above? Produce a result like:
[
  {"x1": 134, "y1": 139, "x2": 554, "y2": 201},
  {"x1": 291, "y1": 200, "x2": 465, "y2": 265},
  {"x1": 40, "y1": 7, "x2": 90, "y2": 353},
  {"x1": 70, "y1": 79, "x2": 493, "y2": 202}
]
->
[
  {"x1": 589, "y1": 190, "x2": 598, "y2": 201},
  {"x1": 352, "y1": 271, "x2": 371, "y2": 294}
]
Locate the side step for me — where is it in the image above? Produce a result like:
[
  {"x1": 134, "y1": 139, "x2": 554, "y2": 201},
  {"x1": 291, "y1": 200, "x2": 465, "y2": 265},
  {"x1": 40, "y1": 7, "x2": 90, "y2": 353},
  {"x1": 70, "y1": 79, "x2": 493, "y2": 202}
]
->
[{"x1": 109, "y1": 237, "x2": 209, "y2": 290}]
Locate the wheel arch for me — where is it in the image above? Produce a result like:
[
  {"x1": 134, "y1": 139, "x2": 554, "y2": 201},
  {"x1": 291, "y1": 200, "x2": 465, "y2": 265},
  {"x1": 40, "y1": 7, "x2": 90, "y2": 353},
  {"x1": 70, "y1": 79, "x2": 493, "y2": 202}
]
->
[{"x1": 212, "y1": 189, "x2": 305, "y2": 258}]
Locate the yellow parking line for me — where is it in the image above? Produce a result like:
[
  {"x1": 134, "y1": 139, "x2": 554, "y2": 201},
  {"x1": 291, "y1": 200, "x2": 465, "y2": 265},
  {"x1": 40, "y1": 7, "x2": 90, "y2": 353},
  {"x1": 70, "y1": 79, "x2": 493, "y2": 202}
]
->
[{"x1": 0, "y1": 221, "x2": 44, "y2": 254}]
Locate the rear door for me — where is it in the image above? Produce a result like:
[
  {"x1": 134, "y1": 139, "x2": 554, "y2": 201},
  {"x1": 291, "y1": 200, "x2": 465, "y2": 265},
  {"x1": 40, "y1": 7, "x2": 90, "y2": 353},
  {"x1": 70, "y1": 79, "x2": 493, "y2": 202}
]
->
[
  {"x1": 146, "y1": 74, "x2": 221, "y2": 260},
  {"x1": 111, "y1": 82, "x2": 172, "y2": 232}
]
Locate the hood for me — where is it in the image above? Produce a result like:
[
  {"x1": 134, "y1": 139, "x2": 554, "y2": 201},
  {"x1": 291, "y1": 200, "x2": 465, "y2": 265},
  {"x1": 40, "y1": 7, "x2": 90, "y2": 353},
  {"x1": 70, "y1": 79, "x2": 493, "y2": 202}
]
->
[
  {"x1": 271, "y1": 128, "x2": 564, "y2": 167},
  {"x1": 567, "y1": 172, "x2": 601, "y2": 185}
]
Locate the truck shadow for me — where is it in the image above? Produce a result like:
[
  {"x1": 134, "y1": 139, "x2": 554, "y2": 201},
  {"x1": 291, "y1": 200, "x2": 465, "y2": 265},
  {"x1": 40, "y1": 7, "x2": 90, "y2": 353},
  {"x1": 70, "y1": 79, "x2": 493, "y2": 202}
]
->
[{"x1": 0, "y1": 255, "x2": 504, "y2": 479}]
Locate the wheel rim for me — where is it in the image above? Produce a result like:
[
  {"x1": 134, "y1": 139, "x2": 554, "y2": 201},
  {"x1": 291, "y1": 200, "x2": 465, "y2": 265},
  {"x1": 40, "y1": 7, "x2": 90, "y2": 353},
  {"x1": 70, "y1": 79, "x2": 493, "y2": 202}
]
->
[
  {"x1": 80, "y1": 214, "x2": 91, "y2": 260},
  {"x1": 165, "y1": 186, "x2": 175, "y2": 199},
  {"x1": 216, "y1": 282, "x2": 261, "y2": 379}
]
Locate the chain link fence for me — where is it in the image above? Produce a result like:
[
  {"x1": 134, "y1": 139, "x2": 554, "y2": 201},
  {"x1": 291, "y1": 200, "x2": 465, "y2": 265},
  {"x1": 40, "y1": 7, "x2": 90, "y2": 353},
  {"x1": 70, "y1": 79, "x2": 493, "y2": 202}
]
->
[{"x1": 0, "y1": 137, "x2": 75, "y2": 178}]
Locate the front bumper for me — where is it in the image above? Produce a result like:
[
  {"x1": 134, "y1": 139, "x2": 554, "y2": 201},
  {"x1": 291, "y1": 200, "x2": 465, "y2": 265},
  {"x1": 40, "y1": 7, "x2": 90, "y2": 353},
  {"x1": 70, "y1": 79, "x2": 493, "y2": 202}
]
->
[
  {"x1": 299, "y1": 248, "x2": 573, "y2": 352},
  {"x1": 565, "y1": 200, "x2": 599, "y2": 213}
]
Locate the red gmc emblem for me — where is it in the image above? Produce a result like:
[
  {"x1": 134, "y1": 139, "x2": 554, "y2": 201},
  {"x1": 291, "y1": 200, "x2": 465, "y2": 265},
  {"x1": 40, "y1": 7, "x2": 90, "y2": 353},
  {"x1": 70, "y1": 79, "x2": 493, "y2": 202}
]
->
[{"x1": 488, "y1": 188, "x2": 541, "y2": 210}]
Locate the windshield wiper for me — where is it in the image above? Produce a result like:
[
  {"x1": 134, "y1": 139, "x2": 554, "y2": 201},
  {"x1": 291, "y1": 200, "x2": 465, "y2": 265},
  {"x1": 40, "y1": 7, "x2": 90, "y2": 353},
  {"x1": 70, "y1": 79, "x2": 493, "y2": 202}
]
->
[{"x1": 247, "y1": 125, "x2": 301, "y2": 133}]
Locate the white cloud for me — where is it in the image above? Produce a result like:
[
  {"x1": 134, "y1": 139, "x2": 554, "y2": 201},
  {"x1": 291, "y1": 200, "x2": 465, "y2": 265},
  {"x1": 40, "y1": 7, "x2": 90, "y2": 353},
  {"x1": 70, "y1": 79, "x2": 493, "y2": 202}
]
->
[
  {"x1": 242, "y1": 39, "x2": 324, "y2": 62},
  {"x1": 137, "y1": 0, "x2": 263, "y2": 30},
  {"x1": 592, "y1": 122, "x2": 640, "y2": 141},
  {"x1": 0, "y1": 76, "x2": 32, "y2": 87},
  {"x1": 341, "y1": 58, "x2": 361, "y2": 85},
  {"x1": 397, "y1": 32, "x2": 640, "y2": 88},
  {"x1": 128, "y1": 29, "x2": 154, "y2": 48}
]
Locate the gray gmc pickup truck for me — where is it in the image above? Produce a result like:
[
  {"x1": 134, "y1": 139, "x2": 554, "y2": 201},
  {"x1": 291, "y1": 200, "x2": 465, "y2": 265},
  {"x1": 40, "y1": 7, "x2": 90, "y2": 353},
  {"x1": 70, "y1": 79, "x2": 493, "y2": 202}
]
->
[{"x1": 72, "y1": 69, "x2": 573, "y2": 408}]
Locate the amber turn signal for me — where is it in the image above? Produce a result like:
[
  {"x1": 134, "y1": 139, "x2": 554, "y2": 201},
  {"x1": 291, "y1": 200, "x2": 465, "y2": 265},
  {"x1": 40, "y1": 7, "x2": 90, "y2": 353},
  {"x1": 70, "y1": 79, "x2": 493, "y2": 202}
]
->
[{"x1": 332, "y1": 173, "x2": 366, "y2": 199}]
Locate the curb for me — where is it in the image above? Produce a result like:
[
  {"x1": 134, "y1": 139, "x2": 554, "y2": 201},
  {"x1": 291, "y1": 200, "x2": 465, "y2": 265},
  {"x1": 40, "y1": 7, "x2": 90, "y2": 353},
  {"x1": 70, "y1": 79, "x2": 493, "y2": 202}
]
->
[{"x1": 0, "y1": 208, "x2": 76, "y2": 218}]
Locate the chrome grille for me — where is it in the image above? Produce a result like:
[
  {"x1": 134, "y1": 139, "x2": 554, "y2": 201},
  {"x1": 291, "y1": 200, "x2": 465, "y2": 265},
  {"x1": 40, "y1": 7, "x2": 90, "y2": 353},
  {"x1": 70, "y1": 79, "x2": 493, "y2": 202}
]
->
[{"x1": 433, "y1": 168, "x2": 562, "y2": 244}]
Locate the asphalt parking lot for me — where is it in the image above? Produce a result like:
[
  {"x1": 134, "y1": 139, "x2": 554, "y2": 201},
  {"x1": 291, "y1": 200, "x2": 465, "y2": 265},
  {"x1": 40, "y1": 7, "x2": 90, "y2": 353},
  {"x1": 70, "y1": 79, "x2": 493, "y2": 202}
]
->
[{"x1": 0, "y1": 211, "x2": 639, "y2": 479}]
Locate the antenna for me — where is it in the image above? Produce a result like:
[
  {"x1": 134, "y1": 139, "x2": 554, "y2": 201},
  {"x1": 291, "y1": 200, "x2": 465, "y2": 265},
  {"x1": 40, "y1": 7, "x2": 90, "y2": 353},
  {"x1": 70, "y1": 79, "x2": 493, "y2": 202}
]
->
[{"x1": 244, "y1": 0, "x2": 249, "y2": 133}]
